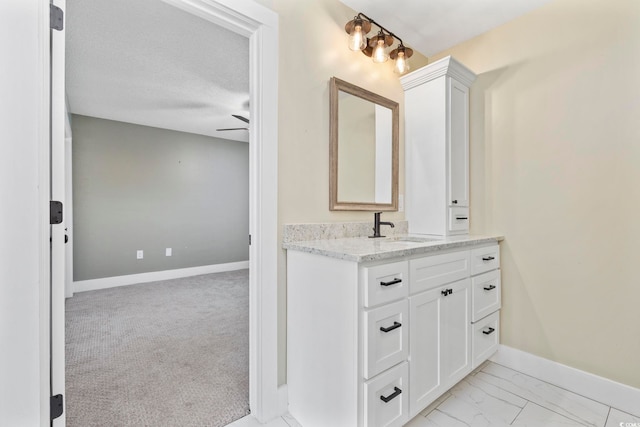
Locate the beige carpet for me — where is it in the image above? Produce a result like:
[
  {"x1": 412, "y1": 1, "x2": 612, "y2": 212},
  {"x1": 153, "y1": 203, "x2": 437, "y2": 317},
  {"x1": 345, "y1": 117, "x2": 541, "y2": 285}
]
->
[{"x1": 65, "y1": 270, "x2": 249, "y2": 427}]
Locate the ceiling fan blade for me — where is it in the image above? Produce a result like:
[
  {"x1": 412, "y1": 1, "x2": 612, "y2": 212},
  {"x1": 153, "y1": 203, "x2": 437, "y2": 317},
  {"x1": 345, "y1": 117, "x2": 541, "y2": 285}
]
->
[
  {"x1": 232, "y1": 114, "x2": 250, "y2": 124},
  {"x1": 217, "y1": 127, "x2": 249, "y2": 131}
]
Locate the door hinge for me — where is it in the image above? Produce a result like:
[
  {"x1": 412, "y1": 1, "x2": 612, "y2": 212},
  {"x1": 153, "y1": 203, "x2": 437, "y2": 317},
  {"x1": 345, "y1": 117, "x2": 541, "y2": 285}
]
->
[
  {"x1": 50, "y1": 4, "x2": 64, "y2": 31},
  {"x1": 50, "y1": 201, "x2": 63, "y2": 225},
  {"x1": 249, "y1": 234, "x2": 251, "y2": 246},
  {"x1": 50, "y1": 394, "x2": 64, "y2": 420}
]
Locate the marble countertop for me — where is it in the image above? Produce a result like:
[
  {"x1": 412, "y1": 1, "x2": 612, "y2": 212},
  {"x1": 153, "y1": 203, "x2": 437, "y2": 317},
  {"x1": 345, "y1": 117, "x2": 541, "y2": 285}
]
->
[{"x1": 283, "y1": 234, "x2": 504, "y2": 263}]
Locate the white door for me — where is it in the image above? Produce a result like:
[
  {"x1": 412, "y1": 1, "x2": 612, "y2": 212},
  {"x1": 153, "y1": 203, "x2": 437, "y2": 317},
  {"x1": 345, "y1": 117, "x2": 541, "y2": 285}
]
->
[
  {"x1": 51, "y1": 0, "x2": 67, "y2": 425},
  {"x1": 47, "y1": 1, "x2": 283, "y2": 423}
]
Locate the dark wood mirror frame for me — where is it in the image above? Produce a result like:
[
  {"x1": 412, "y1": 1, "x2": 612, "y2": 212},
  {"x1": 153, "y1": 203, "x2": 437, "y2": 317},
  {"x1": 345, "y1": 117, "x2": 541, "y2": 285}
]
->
[{"x1": 329, "y1": 77, "x2": 399, "y2": 211}]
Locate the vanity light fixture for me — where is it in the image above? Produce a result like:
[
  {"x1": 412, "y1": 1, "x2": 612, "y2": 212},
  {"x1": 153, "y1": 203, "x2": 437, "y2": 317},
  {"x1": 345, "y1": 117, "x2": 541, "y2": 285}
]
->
[{"x1": 344, "y1": 13, "x2": 415, "y2": 75}]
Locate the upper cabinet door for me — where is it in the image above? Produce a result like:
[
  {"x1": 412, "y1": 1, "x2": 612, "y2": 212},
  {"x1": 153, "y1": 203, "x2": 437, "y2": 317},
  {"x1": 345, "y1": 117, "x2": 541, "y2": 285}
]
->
[{"x1": 448, "y1": 78, "x2": 470, "y2": 208}]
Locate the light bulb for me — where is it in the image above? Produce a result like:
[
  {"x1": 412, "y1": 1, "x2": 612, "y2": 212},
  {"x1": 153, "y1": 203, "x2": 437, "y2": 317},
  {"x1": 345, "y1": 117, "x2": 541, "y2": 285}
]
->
[
  {"x1": 348, "y1": 24, "x2": 366, "y2": 51},
  {"x1": 394, "y1": 51, "x2": 410, "y2": 74},
  {"x1": 372, "y1": 38, "x2": 388, "y2": 63}
]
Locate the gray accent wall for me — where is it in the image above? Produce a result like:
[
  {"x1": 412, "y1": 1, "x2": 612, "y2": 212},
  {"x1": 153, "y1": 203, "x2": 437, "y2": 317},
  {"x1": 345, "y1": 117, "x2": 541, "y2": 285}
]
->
[{"x1": 72, "y1": 115, "x2": 249, "y2": 281}]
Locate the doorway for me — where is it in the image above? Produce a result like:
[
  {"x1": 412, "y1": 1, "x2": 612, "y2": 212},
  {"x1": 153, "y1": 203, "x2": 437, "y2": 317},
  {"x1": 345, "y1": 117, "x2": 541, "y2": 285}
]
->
[{"x1": 48, "y1": 0, "x2": 281, "y2": 425}]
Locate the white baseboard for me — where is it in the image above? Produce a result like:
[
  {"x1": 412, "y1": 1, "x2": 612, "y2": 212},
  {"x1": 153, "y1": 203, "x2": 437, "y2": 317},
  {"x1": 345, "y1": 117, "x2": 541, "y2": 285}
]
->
[
  {"x1": 491, "y1": 345, "x2": 640, "y2": 416},
  {"x1": 72, "y1": 261, "x2": 249, "y2": 294}
]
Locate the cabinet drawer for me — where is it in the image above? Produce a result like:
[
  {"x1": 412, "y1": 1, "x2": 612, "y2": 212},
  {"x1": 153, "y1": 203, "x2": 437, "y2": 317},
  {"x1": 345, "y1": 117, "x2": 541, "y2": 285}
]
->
[
  {"x1": 470, "y1": 244, "x2": 500, "y2": 275},
  {"x1": 363, "y1": 362, "x2": 409, "y2": 427},
  {"x1": 410, "y1": 250, "x2": 470, "y2": 294},
  {"x1": 472, "y1": 311, "x2": 500, "y2": 369},
  {"x1": 471, "y1": 269, "x2": 501, "y2": 322},
  {"x1": 363, "y1": 261, "x2": 409, "y2": 308},
  {"x1": 363, "y1": 300, "x2": 409, "y2": 379},
  {"x1": 448, "y1": 207, "x2": 469, "y2": 233}
]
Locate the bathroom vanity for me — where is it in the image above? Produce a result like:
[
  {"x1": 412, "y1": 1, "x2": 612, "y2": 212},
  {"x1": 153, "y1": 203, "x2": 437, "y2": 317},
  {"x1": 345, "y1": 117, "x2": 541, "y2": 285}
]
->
[{"x1": 285, "y1": 235, "x2": 502, "y2": 427}]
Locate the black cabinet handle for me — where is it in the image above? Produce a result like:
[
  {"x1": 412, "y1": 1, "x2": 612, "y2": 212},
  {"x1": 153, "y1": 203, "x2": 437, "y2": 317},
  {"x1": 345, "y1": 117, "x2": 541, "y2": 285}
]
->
[
  {"x1": 455, "y1": 216, "x2": 468, "y2": 220},
  {"x1": 441, "y1": 289, "x2": 453, "y2": 296},
  {"x1": 380, "y1": 278, "x2": 402, "y2": 287},
  {"x1": 380, "y1": 322, "x2": 402, "y2": 333},
  {"x1": 380, "y1": 387, "x2": 402, "y2": 403},
  {"x1": 452, "y1": 200, "x2": 458, "y2": 204},
  {"x1": 482, "y1": 256, "x2": 495, "y2": 261},
  {"x1": 483, "y1": 327, "x2": 496, "y2": 335},
  {"x1": 483, "y1": 285, "x2": 496, "y2": 291}
]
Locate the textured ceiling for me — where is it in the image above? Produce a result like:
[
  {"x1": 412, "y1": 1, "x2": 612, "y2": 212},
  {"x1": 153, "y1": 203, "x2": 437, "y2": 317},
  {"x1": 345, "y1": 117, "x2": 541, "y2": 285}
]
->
[
  {"x1": 339, "y1": 0, "x2": 553, "y2": 57},
  {"x1": 66, "y1": 0, "x2": 250, "y2": 142}
]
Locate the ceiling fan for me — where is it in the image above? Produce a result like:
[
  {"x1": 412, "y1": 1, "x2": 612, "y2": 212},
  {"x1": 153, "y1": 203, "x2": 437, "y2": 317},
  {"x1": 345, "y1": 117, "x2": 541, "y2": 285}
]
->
[{"x1": 217, "y1": 114, "x2": 249, "y2": 131}]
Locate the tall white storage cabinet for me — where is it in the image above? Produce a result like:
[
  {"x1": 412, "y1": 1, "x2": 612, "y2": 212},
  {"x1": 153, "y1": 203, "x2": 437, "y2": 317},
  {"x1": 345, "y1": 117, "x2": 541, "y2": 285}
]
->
[{"x1": 401, "y1": 56, "x2": 477, "y2": 236}]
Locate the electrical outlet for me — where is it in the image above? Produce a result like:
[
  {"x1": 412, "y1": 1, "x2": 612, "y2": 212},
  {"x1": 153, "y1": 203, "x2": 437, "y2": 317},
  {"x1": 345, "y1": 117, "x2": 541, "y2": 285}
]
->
[
  {"x1": 166, "y1": 248, "x2": 172, "y2": 257},
  {"x1": 136, "y1": 250, "x2": 143, "y2": 259},
  {"x1": 399, "y1": 194, "x2": 404, "y2": 212}
]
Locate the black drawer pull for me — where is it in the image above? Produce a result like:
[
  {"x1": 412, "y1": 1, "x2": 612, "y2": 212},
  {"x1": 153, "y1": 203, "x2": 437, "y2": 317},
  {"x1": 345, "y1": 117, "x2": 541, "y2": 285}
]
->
[
  {"x1": 482, "y1": 256, "x2": 495, "y2": 261},
  {"x1": 455, "y1": 216, "x2": 468, "y2": 220},
  {"x1": 483, "y1": 285, "x2": 496, "y2": 291},
  {"x1": 483, "y1": 327, "x2": 496, "y2": 335},
  {"x1": 380, "y1": 322, "x2": 402, "y2": 333},
  {"x1": 380, "y1": 278, "x2": 402, "y2": 287},
  {"x1": 452, "y1": 200, "x2": 458, "y2": 204},
  {"x1": 441, "y1": 288, "x2": 453, "y2": 296},
  {"x1": 380, "y1": 387, "x2": 402, "y2": 403}
]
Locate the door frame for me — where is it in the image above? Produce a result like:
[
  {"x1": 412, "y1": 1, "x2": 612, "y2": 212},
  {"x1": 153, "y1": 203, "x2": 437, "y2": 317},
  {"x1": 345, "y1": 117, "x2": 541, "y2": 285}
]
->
[{"x1": 46, "y1": 0, "x2": 281, "y2": 424}]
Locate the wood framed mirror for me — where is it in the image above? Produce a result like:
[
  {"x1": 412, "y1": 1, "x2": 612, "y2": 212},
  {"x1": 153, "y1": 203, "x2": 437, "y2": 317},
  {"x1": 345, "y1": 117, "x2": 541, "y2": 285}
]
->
[{"x1": 329, "y1": 77, "x2": 399, "y2": 211}]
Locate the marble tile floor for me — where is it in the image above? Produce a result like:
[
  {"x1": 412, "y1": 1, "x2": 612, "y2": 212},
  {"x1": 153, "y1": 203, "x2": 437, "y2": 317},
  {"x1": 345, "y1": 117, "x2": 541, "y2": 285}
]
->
[
  {"x1": 228, "y1": 361, "x2": 639, "y2": 427},
  {"x1": 406, "y1": 361, "x2": 640, "y2": 427}
]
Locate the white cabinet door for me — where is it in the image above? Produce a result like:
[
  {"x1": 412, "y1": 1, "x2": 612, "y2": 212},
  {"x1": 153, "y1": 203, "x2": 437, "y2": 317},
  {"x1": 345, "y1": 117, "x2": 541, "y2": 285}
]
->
[
  {"x1": 441, "y1": 278, "x2": 472, "y2": 388},
  {"x1": 448, "y1": 78, "x2": 470, "y2": 208},
  {"x1": 408, "y1": 287, "x2": 443, "y2": 417},
  {"x1": 409, "y1": 278, "x2": 471, "y2": 416}
]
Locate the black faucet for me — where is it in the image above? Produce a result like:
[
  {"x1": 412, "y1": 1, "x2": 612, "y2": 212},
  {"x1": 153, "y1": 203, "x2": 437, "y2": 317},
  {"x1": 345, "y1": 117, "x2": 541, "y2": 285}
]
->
[{"x1": 369, "y1": 212, "x2": 395, "y2": 238}]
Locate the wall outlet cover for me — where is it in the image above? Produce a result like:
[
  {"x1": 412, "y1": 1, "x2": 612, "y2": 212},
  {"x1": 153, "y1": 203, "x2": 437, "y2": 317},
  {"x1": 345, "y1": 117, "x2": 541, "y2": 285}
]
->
[
  {"x1": 136, "y1": 250, "x2": 143, "y2": 259},
  {"x1": 166, "y1": 248, "x2": 172, "y2": 256}
]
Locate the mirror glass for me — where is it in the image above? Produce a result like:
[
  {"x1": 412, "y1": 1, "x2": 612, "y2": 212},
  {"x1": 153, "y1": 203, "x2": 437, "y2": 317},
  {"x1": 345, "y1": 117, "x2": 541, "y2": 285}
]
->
[{"x1": 330, "y1": 77, "x2": 398, "y2": 211}]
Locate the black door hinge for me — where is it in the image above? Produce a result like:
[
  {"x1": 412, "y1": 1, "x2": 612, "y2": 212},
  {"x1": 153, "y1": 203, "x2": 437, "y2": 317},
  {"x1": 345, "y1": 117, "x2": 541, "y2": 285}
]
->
[
  {"x1": 50, "y1": 4, "x2": 64, "y2": 31},
  {"x1": 249, "y1": 234, "x2": 251, "y2": 246},
  {"x1": 50, "y1": 201, "x2": 63, "y2": 225},
  {"x1": 50, "y1": 394, "x2": 64, "y2": 420}
]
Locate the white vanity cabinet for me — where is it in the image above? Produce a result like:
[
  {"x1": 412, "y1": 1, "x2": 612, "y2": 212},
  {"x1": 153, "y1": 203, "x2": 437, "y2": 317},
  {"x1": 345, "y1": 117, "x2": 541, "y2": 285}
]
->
[
  {"x1": 401, "y1": 56, "x2": 477, "y2": 236},
  {"x1": 286, "y1": 239, "x2": 501, "y2": 427}
]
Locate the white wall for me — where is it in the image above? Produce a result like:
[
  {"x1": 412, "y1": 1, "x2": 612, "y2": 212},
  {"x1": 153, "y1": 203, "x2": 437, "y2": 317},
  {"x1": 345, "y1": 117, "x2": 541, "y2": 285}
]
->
[
  {"x1": 252, "y1": 0, "x2": 429, "y2": 384},
  {"x1": 0, "y1": 0, "x2": 47, "y2": 425}
]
